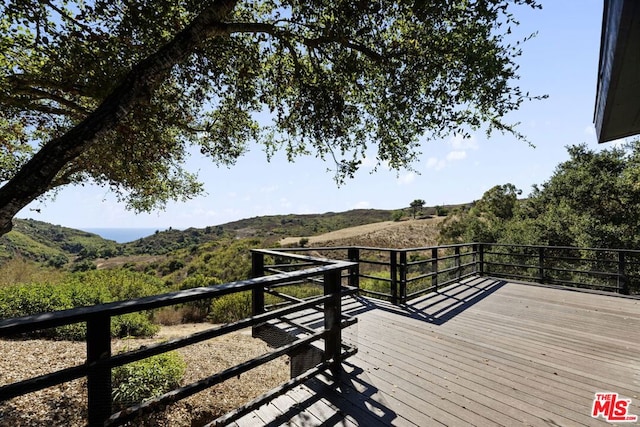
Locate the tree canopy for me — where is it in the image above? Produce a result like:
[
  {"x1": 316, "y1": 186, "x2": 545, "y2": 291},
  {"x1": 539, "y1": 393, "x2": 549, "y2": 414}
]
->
[
  {"x1": 0, "y1": 0, "x2": 541, "y2": 235},
  {"x1": 409, "y1": 198, "x2": 425, "y2": 218},
  {"x1": 439, "y1": 142, "x2": 640, "y2": 250}
]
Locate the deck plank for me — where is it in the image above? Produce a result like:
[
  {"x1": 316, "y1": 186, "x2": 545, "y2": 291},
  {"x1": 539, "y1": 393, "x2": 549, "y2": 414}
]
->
[{"x1": 235, "y1": 279, "x2": 640, "y2": 426}]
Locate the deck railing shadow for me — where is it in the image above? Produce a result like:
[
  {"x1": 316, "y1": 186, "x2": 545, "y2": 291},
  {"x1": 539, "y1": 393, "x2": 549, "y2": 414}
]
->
[
  {"x1": 258, "y1": 361, "x2": 397, "y2": 426},
  {"x1": 340, "y1": 277, "x2": 506, "y2": 326},
  {"x1": 402, "y1": 277, "x2": 506, "y2": 325}
]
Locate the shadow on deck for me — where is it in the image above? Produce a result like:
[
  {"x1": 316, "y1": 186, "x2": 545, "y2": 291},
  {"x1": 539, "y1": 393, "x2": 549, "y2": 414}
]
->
[
  {"x1": 344, "y1": 276, "x2": 507, "y2": 325},
  {"x1": 234, "y1": 276, "x2": 640, "y2": 426}
]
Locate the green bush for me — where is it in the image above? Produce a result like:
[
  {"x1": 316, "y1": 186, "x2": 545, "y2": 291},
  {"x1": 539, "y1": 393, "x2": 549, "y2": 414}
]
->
[
  {"x1": 112, "y1": 352, "x2": 186, "y2": 411},
  {"x1": 208, "y1": 291, "x2": 251, "y2": 323},
  {"x1": 112, "y1": 313, "x2": 159, "y2": 338},
  {"x1": 176, "y1": 274, "x2": 222, "y2": 321},
  {"x1": 0, "y1": 270, "x2": 166, "y2": 340}
]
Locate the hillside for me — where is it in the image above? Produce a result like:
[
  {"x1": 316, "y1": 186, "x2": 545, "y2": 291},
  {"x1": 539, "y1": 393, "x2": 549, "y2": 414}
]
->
[
  {"x1": 94, "y1": 209, "x2": 397, "y2": 255},
  {"x1": 280, "y1": 216, "x2": 446, "y2": 248},
  {"x1": 2, "y1": 206, "x2": 459, "y2": 271},
  {"x1": 1, "y1": 219, "x2": 120, "y2": 266}
]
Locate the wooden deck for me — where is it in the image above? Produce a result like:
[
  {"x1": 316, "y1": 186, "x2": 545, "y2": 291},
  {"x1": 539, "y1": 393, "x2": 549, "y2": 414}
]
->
[{"x1": 234, "y1": 277, "x2": 640, "y2": 426}]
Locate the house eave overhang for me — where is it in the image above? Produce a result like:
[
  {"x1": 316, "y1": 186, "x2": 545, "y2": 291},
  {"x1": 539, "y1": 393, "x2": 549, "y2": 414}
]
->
[{"x1": 595, "y1": 0, "x2": 640, "y2": 143}]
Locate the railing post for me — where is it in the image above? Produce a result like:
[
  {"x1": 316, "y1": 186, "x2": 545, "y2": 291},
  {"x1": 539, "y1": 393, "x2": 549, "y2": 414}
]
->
[
  {"x1": 399, "y1": 251, "x2": 407, "y2": 304},
  {"x1": 455, "y1": 246, "x2": 461, "y2": 280},
  {"x1": 324, "y1": 269, "x2": 342, "y2": 380},
  {"x1": 390, "y1": 250, "x2": 398, "y2": 305},
  {"x1": 538, "y1": 247, "x2": 545, "y2": 284},
  {"x1": 347, "y1": 247, "x2": 360, "y2": 293},
  {"x1": 618, "y1": 251, "x2": 628, "y2": 295},
  {"x1": 86, "y1": 314, "x2": 112, "y2": 427},
  {"x1": 478, "y1": 244, "x2": 484, "y2": 276},
  {"x1": 431, "y1": 248, "x2": 439, "y2": 291},
  {"x1": 251, "y1": 251, "x2": 265, "y2": 338}
]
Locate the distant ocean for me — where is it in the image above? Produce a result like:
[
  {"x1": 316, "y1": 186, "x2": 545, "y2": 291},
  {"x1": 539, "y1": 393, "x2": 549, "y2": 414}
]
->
[{"x1": 81, "y1": 228, "x2": 165, "y2": 243}]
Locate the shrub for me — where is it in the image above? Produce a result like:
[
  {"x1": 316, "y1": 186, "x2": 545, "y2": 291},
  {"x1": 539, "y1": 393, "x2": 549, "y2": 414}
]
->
[
  {"x1": 208, "y1": 292, "x2": 251, "y2": 324},
  {"x1": 175, "y1": 274, "x2": 221, "y2": 322},
  {"x1": 435, "y1": 205, "x2": 449, "y2": 216},
  {"x1": 112, "y1": 352, "x2": 186, "y2": 411},
  {"x1": 111, "y1": 313, "x2": 159, "y2": 338},
  {"x1": 0, "y1": 270, "x2": 166, "y2": 340},
  {"x1": 153, "y1": 307, "x2": 182, "y2": 325},
  {"x1": 70, "y1": 259, "x2": 96, "y2": 272}
]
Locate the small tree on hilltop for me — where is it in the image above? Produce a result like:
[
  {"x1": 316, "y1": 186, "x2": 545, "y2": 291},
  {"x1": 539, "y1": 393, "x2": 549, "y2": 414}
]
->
[{"x1": 410, "y1": 199, "x2": 426, "y2": 219}]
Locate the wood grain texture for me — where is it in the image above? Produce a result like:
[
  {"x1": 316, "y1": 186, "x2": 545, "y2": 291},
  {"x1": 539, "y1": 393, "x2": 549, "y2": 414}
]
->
[{"x1": 236, "y1": 277, "x2": 640, "y2": 426}]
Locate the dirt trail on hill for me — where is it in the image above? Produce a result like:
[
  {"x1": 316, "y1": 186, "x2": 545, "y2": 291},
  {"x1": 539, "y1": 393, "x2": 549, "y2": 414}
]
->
[{"x1": 279, "y1": 216, "x2": 446, "y2": 248}]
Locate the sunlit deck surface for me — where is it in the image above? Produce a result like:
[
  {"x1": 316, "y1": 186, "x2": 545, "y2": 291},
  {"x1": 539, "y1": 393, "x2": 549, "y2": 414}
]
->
[{"x1": 234, "y1": 277, "x2": 640, "y2": 426}]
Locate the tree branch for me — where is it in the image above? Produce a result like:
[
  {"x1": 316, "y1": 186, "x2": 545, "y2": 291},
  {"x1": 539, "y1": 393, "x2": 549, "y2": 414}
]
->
[
  {"x1": 226, "y1": 22, "x2": 385, "y2": 63},
  {"x1": 42, "y1": 0, "x2": 95, "y2": 33},
  {"x1": 11, "y1": 86, "x2": 91, "y2": 117},
  {"x1": 0, "y1": 0, "x2": 239, "y2": 235}
]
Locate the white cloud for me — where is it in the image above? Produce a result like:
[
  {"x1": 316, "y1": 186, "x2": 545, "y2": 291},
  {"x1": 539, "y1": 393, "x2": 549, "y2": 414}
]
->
[
  {"x1": 448, "y1": 134, "x2": 479, "y2": 151},
  {"x1": 426, "y1": 157, "x2": 446, "y2": 171},
  {"x1": 446, "y1": 150, "x2": 467, "y2": 161},
  {"x1": 397, "y1": 172, "x2": 416, "y2": 185},
  {"x1": 421, "y1": 134, "x2": 476, "y2": 171}
]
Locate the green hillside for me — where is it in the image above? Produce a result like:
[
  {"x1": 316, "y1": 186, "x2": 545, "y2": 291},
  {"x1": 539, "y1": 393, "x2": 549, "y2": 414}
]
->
[
  {"x1": 2, "y1": 209, "x2": 407, "y2": 265},
  {"x1": 1, "y1": 219, "x2": 121, "y2": 266},
  {"x1": 122, "y1": 209, "x2": 396, "y2": 255}
]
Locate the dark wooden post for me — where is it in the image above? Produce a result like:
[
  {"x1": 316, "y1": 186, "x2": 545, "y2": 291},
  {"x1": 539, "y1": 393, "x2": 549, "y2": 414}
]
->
[
  {"x1": 251, "y1": 251, "x2": 265, "y2": 338},
  {"x1": 538, "y1": 247, "x2": 545, "y2": 284},
  {"x1": 618, "y1": 251, "x2": 628, "y2": 295},
  {"x1": 324, "y1": 269, "x2": 342, "y2": 380},
  {"x1": 431, "y1": 248, "x2": 439, "y2": 291},
  {"x1": 477, "y1": 244, "x2": 484, "y2": 276},
  {"x1": 455, "y1": 246, "x2": 461, "y2": 280},
  {"x1": 347, "y1": 247, "x2": 360, "y2": 292},
  {"x1": 390, "y1": 250, "x2": 398, "y2": 305},
  {"x1": 399, "y1": 251, "x2": 407, "y2": 304},
  {"x1": 86, "y1": 314, "x2": 112, "y2": 426}
]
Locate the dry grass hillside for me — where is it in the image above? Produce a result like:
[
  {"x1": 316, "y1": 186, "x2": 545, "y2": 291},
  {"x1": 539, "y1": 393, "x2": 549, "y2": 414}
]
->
[{"x1": 279, "y1": 216, "x2": 446, "y2": 248}]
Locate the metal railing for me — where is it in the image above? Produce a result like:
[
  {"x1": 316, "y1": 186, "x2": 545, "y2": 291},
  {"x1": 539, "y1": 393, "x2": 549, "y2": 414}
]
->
[
  {"x1": 0, "y1": 254, "x2": 357, "y2": 426},
  {"x1": 276, "y1": 243, "x2": 640, "y2": 303},
  {"x1": 274, "y1": 244, "x2": 478, "y2": 304},
  {"x1": 480, "y1": 243, "x2": 640, "y2": 294}
]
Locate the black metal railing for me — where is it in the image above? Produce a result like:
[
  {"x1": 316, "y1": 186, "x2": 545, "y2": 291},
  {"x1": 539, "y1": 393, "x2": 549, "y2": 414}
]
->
[
  {"x1": 480, "y1": 243, "x2": 640, "y2": 294},
  {"x1": 276, "y1": 243, "x2": 640, "y2": 302},
  {"x1": 274, "y1": 244, "x2": 478, "y2": 304},
  {"x1": 0, "y1": 255, "x2": 357, "y2": 426}
]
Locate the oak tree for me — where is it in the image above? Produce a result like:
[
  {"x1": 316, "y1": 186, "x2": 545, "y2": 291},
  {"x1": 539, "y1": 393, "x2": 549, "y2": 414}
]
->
[
  {"x1": 0, "y1": 0, "x2": 541, "y2": 235},
  {"x1": 409, "y1": 198, "x2": 425, "y2": 219}
]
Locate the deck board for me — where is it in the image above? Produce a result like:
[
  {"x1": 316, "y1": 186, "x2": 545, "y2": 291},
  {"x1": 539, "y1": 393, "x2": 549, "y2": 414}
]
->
[{"x1": 235, "y1": 277, "x2": 640, "y2": 426}]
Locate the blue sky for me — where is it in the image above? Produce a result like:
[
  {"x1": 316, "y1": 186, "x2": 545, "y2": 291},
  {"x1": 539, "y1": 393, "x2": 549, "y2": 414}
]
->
[{"x1": 18, "y1": 1, "x2": 609, "y2": 230}]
